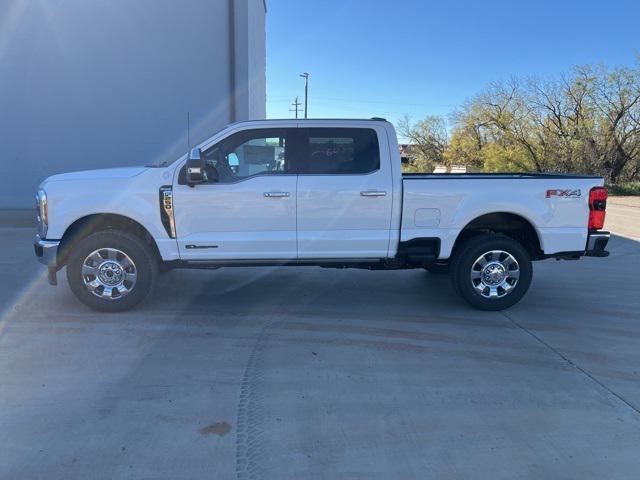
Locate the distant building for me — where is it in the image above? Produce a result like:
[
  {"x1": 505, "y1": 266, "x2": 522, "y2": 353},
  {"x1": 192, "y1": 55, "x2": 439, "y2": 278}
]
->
[
  {"x1": 399, "y1": 144, "x2": 417, "y2": 165},
  {"x1": 399, "y1": 145, "x2": 469, "y2": 173},
  {"x1": 0, "y1": 0, "x2": 266, "y2": 207},
  {"x1": 433, "y1": 165, "x2": 469, "y2": 173}
]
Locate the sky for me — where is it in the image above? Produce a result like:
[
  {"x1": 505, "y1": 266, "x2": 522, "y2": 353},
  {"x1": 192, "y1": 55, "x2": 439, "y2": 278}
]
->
[{"x1": 266, "y1": 0, "x2": 639, "y2": 128}]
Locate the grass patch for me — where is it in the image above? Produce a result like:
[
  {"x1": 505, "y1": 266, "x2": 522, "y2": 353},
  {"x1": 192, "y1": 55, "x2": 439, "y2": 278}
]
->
[{"x1": 607, "y1": 182, "x2": 640, "y2": 196}]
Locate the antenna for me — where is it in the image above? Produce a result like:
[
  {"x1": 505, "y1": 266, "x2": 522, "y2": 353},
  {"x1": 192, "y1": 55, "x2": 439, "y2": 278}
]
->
[{"x1": 187, "y1": 112, "x2": 191, "y2": 151}]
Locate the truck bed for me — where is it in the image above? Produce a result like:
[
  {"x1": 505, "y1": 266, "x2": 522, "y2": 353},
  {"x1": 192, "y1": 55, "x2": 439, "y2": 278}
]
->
[{"x1": 400, "y1": 173, "x2": 605, "y2": 259}]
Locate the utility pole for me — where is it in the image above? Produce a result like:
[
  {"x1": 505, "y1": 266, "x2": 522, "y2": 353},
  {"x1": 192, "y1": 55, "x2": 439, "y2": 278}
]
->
[
  {"x1": 289, "y1": 96, "x2": 303, "y2": 119},
  {"x1": 299, "y1": 72, "x2": 309, "y2": 119}
]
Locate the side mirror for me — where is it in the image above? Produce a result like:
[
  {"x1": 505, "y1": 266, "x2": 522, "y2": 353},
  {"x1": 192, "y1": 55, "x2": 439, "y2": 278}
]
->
[{"x1": 186, "y1": 147, "x2": 205, "y2": 186}]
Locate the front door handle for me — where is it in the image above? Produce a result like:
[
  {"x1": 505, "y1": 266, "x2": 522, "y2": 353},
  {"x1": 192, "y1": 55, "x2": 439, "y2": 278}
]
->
[
  {"x1": 264, "y1": 191, "x2": 290, "y2": 198},
  {"x1": 360, "y1": 190, "x2": 387, "y2": 197}
]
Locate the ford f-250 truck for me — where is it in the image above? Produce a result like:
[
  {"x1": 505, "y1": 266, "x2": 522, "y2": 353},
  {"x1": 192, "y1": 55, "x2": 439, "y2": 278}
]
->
[{"x1": 34, "y1": 119, "x2": 610, "y2": 312}]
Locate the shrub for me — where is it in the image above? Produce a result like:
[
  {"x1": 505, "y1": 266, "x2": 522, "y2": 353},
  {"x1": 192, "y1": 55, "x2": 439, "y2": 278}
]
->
[{"x1": 607, "y1": 182, "x2": 640, "y2": 196}]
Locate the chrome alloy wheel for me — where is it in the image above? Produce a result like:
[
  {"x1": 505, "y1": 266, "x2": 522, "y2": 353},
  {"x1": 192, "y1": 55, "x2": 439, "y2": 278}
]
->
[
  {"x1": 81, "y1": 248, "x2": 137, "y2": 300},
  {"x1": 470, "y1": 250, "x2": 520, "y2": 299}
]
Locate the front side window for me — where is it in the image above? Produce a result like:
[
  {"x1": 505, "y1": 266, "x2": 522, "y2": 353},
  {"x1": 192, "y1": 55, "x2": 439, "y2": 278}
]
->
[
  {"x1": 297, "y1": 128, "x2": 380, "y2": 175},
  {"x1": 200, "y1": 129, "x2": 290, "y2": 183}
]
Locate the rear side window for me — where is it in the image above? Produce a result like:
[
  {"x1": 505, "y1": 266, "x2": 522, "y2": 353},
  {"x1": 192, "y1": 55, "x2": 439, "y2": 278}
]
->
[{"x1": 297, "y1": 128, "x2": 380, "y2": 174}]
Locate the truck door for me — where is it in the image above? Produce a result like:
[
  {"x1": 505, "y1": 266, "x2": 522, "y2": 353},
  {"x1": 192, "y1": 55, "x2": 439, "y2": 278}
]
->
[
  {"x1": 295, "y1": 126, "x2": 393, "y2": 258},
  {"x1": 172, "y1": 128, "x2": 298, "y2": 260}
]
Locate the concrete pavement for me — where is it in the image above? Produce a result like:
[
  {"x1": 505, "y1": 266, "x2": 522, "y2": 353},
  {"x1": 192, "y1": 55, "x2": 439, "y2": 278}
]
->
[
  {"x1": 0, "y1": 204, "x2": 639, "y2": 479},
  {"x1": 607, "y1": 196, "x2": 640, "y2": 240}
]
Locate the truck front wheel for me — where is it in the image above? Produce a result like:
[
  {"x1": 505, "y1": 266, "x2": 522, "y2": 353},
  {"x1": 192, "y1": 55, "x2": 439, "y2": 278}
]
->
[
  {"x1": 450, "y1": 234, "x2": 532, "y2": 311},
  {"x1": 66, "y1": 231, "x2": 158, "y2": 312}
]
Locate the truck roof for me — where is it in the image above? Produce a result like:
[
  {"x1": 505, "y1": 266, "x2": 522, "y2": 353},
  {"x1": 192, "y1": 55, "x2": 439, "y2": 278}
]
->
[{"x1": 230, "y1": 117, "x2": 389, "y2": 125}]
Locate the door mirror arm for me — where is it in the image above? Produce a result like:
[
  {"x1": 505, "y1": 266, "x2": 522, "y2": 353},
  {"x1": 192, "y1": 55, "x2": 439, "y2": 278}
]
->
[{"x1": 186, "y1": 147, "x2": 206, "y2": 187}]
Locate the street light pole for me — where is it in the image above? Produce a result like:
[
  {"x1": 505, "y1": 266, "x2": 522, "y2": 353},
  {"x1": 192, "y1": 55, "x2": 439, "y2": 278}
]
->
[{"x1": 300, "y1": 72, "x2": 309, "y2": 119}]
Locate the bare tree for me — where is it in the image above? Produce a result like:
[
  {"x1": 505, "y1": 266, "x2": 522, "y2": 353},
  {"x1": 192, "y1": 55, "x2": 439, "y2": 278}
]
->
[
  {"x1": 442, "y1": 62, "x2": 640, "y2": 182},
  {"x1": 398, "y1": 115, "x2": 449, "y2": 172}
]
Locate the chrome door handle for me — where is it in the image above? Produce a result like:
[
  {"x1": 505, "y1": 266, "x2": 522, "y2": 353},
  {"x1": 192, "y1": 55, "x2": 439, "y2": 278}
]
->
[
  {"x1": 264, "y1": 191, "x2": 290, "y2": 198},
  {"x1": 360, "y1": 190, "x2": 387, "y2": 197}
]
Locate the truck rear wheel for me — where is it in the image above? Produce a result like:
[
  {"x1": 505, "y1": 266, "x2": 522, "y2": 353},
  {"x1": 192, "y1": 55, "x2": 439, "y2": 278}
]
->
[
  {"x1": 66, "y1": 230, "x2": 157, "y2": 312},
  {"x1": 450, "y1": 234, "x2": 532, "y2": 311}
]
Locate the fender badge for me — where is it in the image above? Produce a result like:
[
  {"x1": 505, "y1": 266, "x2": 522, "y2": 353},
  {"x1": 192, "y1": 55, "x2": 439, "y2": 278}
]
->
[{"x1": 546, "y1": 189, "x2": 581, "y2": 198}]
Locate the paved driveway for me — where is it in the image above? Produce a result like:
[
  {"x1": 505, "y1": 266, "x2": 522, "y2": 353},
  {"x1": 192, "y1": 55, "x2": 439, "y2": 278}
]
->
[{"x1": 1, "y1": 203, "x2": 639, "y2": 479}]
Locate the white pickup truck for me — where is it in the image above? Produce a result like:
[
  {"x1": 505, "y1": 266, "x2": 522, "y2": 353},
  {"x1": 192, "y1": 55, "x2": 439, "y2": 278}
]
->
[{"x1": 34, "y1": 119, "x2": 610, "y2": 312}]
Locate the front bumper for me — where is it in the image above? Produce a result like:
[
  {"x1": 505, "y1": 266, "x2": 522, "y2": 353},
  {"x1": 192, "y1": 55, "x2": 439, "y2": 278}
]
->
[
  {"x1": 34, "y1": 235, "x2": 59, "y2": 266},
  {"x1": 585, "y1": 231, "x2": 610, "y2": 257},
  {"x1": 34, "y1": 235, "x2": 60, "y2": 285}
]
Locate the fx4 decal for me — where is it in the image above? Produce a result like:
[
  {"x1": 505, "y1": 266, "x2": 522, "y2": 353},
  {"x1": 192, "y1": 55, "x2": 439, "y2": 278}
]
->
[{"x1": 546, "y1": 189, "x2": 581, "y2": 198}]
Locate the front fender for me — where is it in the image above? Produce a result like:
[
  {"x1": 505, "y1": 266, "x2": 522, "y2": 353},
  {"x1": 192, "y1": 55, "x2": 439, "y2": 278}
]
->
[{"x1": 40, "y1": 168, "x2": 179, "y2": 261}]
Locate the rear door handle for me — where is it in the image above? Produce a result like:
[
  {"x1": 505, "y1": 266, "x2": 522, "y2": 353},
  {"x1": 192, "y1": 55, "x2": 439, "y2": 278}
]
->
[
  {"x1": 264, "y1": 191, "x2": 290, "y2": 198},
  {"x1": 360, "y1": 190, "x2": 387, "y2": 197}
]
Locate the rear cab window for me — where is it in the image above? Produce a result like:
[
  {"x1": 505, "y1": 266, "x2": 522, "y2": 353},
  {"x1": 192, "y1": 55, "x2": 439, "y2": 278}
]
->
[{"x1": 295, "y1": 128, "x2": 380, "y2": 175}]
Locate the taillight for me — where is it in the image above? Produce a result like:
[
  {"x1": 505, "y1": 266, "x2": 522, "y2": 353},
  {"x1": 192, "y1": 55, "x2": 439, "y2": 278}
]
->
[{"x1": 588, "y1": 186, "x2": 607, "y2": 230}]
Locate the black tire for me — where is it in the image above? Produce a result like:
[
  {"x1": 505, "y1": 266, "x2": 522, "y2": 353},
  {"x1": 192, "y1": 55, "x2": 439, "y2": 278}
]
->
[
  {"x1": 423, "y1": 262, "x2": 450, "y2": 275},
  {"x1": 66, "y1": 230, "x2": 158, "y2": 312},
  {"x1": 450, "y1": 234, "x2": 532, "y2": 311}
]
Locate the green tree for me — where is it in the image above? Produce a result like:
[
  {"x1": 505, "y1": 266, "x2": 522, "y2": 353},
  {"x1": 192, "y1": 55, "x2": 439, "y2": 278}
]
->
[
  {"x1": 445, "y1": 62, "x2": 640, "y2": 182},
  {"x1": 398, "y1": 61, "x2": 640, "y2": 183}
]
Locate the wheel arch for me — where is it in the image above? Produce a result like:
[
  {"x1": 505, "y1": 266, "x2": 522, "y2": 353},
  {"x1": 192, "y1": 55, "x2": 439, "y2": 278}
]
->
[
  {"x1": 451, "y1": 212, "x2": 543, "y2": 260},
  {"x1": 57, "y1": 213, "x2": 162, "y2": 268}
]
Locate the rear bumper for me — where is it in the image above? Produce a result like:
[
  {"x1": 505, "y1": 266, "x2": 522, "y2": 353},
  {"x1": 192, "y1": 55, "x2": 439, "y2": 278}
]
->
[
  {"x1": 542, "y1": 230, "x2": 610, "y2": 260},
  {"x1": 585, "y1": 231, "x2": 610, "y2": 257}
]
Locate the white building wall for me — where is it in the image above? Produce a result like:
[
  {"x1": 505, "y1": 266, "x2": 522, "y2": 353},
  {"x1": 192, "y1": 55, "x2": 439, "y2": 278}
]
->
[
  {"x1": 231, "y1": 0, "x2": 266, "y2": 122},
  {"x1": 245, "y1": 0, "x2": 267, "y2": 120},
  {"x1": 0, "y1": 0, "x2": 265, "y2": 208}
]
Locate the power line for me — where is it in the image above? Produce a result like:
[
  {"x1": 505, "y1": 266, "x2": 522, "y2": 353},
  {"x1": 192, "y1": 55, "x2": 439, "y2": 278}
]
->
[
  {"x1": 312, "y1": 96, "x2": 456, "y2": 107},
  {"x1": 268, "y1": 94, "x2": 456, "y2": 108}
]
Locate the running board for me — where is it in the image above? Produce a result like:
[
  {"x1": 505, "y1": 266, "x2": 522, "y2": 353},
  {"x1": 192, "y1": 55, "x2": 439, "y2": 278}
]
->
[{"x1": 172, "y1": 258, "x2": 386, "y2": 269}]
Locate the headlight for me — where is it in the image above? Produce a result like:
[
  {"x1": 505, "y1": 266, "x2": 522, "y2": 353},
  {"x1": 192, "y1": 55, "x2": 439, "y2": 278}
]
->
[{"x1": 36, "y1": 189, "x2": 48, "y2": 238}]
